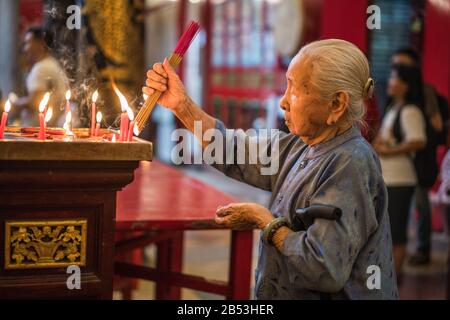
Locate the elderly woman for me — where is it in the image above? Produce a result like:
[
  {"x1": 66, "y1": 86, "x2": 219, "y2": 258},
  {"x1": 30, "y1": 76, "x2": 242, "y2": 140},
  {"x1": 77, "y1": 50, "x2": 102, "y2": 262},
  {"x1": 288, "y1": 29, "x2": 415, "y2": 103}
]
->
[{"x1": 143, "y1": 39, "x2": 397, "y2": 300}]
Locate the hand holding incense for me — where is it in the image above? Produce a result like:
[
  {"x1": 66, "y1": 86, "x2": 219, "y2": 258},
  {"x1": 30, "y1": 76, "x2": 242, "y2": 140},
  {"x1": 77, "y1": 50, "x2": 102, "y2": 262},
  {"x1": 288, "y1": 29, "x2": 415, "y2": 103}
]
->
[{"x1": 134, "y1": 21, "x2": 200, "y2": 134}]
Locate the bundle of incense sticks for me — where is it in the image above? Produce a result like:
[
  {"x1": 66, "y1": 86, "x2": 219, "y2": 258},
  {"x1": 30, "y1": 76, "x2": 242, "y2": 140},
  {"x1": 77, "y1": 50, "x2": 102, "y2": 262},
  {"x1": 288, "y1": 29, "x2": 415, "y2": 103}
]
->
[{"x1": 134, "y1": 21, "x2": 200, "y2": 134}]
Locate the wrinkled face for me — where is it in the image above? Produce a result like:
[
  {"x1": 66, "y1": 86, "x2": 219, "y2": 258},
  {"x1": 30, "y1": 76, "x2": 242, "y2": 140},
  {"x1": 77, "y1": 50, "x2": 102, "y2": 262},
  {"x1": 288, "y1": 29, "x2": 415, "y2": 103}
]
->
[
  {"x1": 387, "y1": 70, "x2": 408, "y2": 99},
  {"x1": 280, "y1": 55, "x2": 331, "y2": 141}
]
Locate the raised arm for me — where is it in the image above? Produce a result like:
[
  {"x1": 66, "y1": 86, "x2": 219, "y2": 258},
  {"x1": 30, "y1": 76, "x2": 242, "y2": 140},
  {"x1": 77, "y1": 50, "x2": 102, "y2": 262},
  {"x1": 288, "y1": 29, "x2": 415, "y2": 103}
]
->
[
  {"x1": 143, "y1": 59, "x2": 293, "y2": 191},
  {"x1": 143, "y1": 58, "x2": 215, "y2": 149}
]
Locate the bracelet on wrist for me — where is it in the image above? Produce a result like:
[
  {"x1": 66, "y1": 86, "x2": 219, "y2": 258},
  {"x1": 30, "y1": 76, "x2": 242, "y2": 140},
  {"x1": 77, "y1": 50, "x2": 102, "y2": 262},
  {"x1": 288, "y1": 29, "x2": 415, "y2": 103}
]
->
[{"x1": 262, "y1": 217, "x2": 290, "y2": 245}]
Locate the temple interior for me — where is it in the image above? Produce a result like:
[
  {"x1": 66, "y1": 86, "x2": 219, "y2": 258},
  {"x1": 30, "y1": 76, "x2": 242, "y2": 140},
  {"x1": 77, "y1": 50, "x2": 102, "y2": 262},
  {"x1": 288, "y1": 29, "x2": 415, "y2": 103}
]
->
[{"x1": 0, "y1": 0, "x2": 449, "y2": 301}]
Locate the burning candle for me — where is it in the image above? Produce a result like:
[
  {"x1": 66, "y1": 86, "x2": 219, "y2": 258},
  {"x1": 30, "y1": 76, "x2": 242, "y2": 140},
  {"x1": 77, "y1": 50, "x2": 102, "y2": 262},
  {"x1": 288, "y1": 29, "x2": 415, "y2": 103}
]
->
[
  {"x1": 127, "y1": 123, "x2": 135, "y2": 142},
  {"x1": 112, "y1": 84, "x2": 130, "y2": 142},
  {"x1": 38, "y1": 92, "x2": 50, "y2": 140},
  {"x1": 65, "y1": 90, "x2": 71, "y2": 114},
  {"x1": 120, "y1": 113, "x2": 129, "y2": 141},
  {"x1": 90, "y1": 90, "x2": 98, "y2": 136},
  {"x1": 45, "y1": 107, "x2": 53, "y2": 125},
  {"x1": 127, "y1": 107, "x2": 135, "y2": 142},
  {"x1": 63, "y1": 110, "x2": 73, "y2": 136},
  {"x1": 42, "y1": 107, "x2": 53, "y2": 140},
  {"x1": 0, "y1": 99, "x2": 11, "y2": 139},
  {"x1": 95, "y1": 111, "x2": 102, "y2": 136}
]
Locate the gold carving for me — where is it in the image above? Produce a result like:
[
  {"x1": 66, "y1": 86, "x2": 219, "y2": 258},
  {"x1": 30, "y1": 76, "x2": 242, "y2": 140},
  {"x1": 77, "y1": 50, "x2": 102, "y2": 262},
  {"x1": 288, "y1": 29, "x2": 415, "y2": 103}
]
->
[
  {"x1": 5, "y1": 220, "x2": 87, "y2": 269},
  {"x1": 85, "y1": 0, "x2": 143, "y2": 83}
]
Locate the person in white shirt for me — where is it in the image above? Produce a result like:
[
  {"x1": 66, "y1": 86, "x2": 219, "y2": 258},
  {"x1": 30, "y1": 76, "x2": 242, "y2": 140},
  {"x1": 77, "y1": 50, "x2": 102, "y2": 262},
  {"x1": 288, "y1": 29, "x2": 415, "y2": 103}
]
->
[
  {"x1": 374, "y1": 64, "x2": 427, "y2": 283},
  {"x1": 11, "y1": 27, "x2": 69, "y2": 126}
]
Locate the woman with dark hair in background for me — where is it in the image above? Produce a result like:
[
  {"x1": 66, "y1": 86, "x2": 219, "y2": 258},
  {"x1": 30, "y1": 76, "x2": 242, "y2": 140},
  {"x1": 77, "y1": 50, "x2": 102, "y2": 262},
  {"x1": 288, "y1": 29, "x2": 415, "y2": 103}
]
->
[
  {"x1": 391, "y1": 48, "x2": 448, "y2": 266},
  {"x1": 374, "y1": 65, "x2": 427, "y2": 283}
]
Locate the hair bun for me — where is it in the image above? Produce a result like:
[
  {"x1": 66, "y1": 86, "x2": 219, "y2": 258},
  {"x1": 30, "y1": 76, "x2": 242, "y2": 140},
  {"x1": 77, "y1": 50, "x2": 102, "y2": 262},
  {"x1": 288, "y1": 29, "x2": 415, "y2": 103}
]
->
[{"x1": 363, "y1": 77, "x2": 374, "y2": 99}]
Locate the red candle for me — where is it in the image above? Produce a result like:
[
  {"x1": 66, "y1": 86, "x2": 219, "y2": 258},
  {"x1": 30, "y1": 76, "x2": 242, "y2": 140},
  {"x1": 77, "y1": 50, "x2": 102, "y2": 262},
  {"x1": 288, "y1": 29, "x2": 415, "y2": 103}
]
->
[
  {"x1": 44, "y1": 107, "x2": 53, "y2": 136},
  {"x1": 38, "y1": 113, "x2": 45, "y2": 140},
  {"x1": 125, "y1": 105, "x2": 135, "y2": 142},
  {"x1": 0, "y1": 99, "x2": 11, "y2": 139},
  {"x1": 127, "y1": 121, "x2": 135, "y2": 142},
  {"x1": 91, "y1": 90, "x2": 98, "y2": 136},
  {"x1": 112, "y1": 84, "x2": 130, "y2": 142},
  {"x1": 38, "y1": 92, "x2": 50, "y2": 140},
  {"x1": 119, "y1": 112, "x2": 129, "y2": 141},
  {"x1": 95, "y1": 111, "x2": 102, "y2": 137}
]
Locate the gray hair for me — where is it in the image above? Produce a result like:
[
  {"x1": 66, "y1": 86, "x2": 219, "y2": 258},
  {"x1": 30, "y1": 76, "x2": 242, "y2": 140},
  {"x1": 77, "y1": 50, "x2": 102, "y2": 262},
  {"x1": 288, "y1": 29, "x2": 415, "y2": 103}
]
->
[{"x1": 298, "y1": 39, "x2": 374, "y2": 127}]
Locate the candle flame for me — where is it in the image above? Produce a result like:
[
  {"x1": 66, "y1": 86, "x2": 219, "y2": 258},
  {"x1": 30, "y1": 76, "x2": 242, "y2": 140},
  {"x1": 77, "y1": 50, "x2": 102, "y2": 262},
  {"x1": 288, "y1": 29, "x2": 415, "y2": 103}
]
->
[
  {"x1": 65, "y1": 110, "x2": 72, "y2": 124},
  {"x1": 66, "y1": 90, "x2": 71, "y2": 100},
  {"x1": 39, "y1": 92, "x2": 50, "y2": 113},
  {"x1": 111, "y1": 81, "x2": 129, "y2": 112},
  {"x1": 126, "y1": 107, "x2": 134, "y2": 121},
  {"x1": 45, "y1": 107, "x2": 53, "y2": 123},
  {"x1": 4, "y1": 99, "x2": 11, "y2": 113},
  {"x1": 133, "y1": 125, "x2": 140, "y2": 137},
  {"x1": 96, "y1": 111, "x2": 102, "y2": 123},
  {"x1": 8, "y1": 92, "x2": 18, "y2": 104},
  {"x1": 112, "y1": 134, "x2": 117, "y2": 142},
  {"x1": 92, "y1": 90, "x2": 99, "y2": 103},
  {"x1": 63, "y1": 121, "x2": 73, "y2": 136}
]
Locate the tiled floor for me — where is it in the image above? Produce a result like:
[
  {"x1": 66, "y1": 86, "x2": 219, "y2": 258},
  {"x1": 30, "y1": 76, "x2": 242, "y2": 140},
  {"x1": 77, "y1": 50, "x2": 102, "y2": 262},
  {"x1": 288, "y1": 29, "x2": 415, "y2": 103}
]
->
[{"x1": 114, "y1": 164, "x2": 449, "y2": 300}]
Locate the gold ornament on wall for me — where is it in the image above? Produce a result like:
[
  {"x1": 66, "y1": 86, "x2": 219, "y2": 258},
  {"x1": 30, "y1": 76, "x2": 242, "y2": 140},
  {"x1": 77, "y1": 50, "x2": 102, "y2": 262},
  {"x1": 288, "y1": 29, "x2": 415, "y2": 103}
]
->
[
  {"x1": 84, "y1": 0, "x2": 143, "y2": 83},
  {"x1": 5, "y1": 220, "x2": 87, "y2": 269}
]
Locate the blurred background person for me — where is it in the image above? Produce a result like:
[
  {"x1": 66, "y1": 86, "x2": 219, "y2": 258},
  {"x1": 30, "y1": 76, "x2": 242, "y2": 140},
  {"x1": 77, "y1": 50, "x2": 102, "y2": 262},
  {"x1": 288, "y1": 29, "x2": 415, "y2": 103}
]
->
[
  {"x1": 391, "y1": 48, "x2": 448, "y2": 266},
  {"x1": 10, "y1": 27, "x2": 69, "y2": 126},
  {"x1": 373, "y1": 64, "x2": 427, "y2": 284}
]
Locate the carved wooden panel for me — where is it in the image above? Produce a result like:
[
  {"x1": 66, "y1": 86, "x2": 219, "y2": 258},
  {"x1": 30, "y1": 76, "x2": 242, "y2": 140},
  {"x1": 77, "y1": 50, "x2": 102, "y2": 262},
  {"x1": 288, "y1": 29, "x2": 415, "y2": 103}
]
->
[{"x1": 5, "y1": 220, "x2": 87, "y2": 269}]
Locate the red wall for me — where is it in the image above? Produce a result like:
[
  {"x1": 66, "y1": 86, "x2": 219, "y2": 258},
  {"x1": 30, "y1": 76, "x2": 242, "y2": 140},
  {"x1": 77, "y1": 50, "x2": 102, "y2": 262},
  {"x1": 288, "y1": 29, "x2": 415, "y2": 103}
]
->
[
  {"x1": 422, "y1": 0, "x2": 450, "y2": 100},
  {"x1": 320, "y1": 0, "x2": 369, "y2": 53},
  {"x1": 19, "y1": 0, "x2": 43, "y2": 34}
]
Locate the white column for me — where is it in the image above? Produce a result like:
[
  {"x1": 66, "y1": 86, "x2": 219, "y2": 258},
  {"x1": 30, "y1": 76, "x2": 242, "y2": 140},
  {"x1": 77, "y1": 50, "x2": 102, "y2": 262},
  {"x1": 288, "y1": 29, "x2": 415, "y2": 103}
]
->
[{"x1": 0, "y1": 0, "x2": 19, "y2": 99}]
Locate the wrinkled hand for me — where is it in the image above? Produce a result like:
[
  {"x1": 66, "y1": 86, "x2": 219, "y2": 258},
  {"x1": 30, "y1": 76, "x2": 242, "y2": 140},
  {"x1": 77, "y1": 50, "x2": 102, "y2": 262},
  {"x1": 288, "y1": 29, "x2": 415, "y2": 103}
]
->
[
  {"x1": 142, "y1": 58, "x2": 189, "y2": 112},
  {"x1": 215, "y1": 203, "x2": 274, "y2": 230}
]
